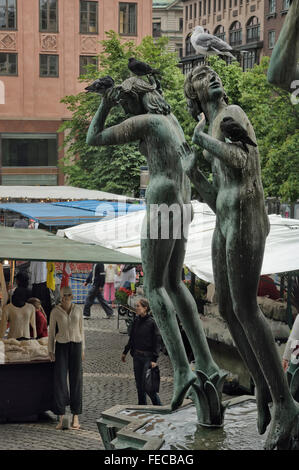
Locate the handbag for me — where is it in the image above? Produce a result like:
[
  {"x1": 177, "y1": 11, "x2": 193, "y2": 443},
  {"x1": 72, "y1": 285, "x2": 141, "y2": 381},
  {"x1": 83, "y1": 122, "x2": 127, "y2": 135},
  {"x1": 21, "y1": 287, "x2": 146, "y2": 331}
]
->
[{"x1": 145, "y1": 365, "x2": 160, "y2": 394}]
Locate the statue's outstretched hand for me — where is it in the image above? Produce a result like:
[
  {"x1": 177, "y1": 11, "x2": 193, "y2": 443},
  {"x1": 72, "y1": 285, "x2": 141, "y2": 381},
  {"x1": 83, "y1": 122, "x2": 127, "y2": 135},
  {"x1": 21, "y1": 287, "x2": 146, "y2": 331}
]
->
[
  {"x1": 181, "y1": 145, "x2": 198, "y2": 176},
  {"x1": 192, "y1": 113, "x2": 206, "y2": 145}
]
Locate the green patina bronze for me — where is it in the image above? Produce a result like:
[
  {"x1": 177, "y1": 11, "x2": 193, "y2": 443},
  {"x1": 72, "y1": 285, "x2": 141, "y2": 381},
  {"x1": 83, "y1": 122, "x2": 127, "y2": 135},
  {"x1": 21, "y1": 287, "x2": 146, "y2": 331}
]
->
[
  {"x1": 267, "y1": 0, "x2": 299, "y2": 92},
  {"x1": 86, "y1": 75, "x2": 226, "y2": 426},
  {"x1": 183, "y1": 64, "x2": 299, "y2": 450}
]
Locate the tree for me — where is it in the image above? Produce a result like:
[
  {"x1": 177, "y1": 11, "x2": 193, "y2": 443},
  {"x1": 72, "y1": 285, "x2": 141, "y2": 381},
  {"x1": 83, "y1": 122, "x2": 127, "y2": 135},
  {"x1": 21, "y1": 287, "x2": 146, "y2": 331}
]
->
[
  {"x1": 59, "y1": 31, "x2": 195, "y2": 196},
  {"x1": 60, "y1": 34, "x2": 299, "y2": 203}
]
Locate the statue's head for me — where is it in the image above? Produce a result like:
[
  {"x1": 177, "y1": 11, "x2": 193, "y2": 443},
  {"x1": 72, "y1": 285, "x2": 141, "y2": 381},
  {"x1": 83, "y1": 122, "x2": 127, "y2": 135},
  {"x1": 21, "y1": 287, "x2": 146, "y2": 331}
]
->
[
  {"x1": 184, "y1": 65, "x2": 228, "y2": 119},
  {"x1": 116, "y1": 76, "x2": 171, "y2": 116}
]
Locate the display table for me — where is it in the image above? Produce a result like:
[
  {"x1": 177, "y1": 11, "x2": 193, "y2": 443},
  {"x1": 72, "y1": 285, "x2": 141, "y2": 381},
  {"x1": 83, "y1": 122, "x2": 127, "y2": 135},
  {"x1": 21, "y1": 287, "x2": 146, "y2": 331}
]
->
[{"x1": 0, "y1": 360, "x2": 54, "y2": 421}]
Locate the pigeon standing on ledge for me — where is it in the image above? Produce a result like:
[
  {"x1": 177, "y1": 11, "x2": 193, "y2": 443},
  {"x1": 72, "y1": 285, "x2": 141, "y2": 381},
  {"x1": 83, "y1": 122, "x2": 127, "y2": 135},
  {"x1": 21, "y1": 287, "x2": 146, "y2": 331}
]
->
[
  {"x1": 190, "y1": 26, "x2": 236, "y2": 61},
  {"x1": 85, "y1": 75, "x2": 115, "y2": 94},
  {"x1": 220, "y1": 117, "x2": 257, "y2": 153},
  {"x1": 128, "y1": 58, "x2": 161, "y2": 77}
]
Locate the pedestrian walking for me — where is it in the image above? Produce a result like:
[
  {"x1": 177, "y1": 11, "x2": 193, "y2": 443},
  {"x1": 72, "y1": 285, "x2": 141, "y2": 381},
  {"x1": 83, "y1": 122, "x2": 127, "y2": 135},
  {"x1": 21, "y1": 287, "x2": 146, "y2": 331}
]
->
[
  {"x1": 83, "y1": 263, "x2": 113, "y2": 319},
  {"x1": 104, "y1": 264, "x2": 117, "y2": 308},
  {"x1": 121, "y1": 298, "x2": 162, "y2": 406},
  {"x1": 48, "y1": 286, "x2": 84, "y2": 430}
]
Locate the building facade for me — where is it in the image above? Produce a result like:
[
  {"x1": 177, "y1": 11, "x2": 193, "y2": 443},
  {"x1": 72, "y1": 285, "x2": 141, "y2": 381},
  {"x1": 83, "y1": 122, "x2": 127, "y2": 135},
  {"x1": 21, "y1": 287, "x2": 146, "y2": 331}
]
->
[
  {"x1": 181, "y1": 0, "x2": 265, "y2": 73},
  {"x1": 263, "y1": 0, "x2": 290, "y2": 57},
  {"x1": 152, "y1": 0, "x2": 184, "y2": 58},
  {"x1": 0, "y1": 0, "x2": 152, "y2": 186}
]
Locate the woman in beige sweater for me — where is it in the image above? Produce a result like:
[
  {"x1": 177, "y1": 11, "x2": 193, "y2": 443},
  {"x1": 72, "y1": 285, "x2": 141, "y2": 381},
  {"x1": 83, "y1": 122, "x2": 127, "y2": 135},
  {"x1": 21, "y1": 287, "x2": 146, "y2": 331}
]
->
[{"x1": 48, "y1": 286, "x2": 85, "y2": 430}]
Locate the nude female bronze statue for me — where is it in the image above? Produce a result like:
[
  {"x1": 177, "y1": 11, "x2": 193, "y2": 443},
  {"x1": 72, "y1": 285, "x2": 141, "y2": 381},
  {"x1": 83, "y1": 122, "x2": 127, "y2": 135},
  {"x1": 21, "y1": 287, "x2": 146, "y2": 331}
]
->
[
  {"x1": 86, "y1": 76, "x2": 226, "y2": 425},
  {"x1": 184, "y1": 64, "x2": 299, "y2": 449}
]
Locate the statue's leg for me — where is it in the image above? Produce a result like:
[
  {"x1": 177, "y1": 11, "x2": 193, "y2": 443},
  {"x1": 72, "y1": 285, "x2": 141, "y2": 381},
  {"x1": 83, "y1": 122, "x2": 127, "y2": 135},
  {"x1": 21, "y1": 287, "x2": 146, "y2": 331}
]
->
[
  {"x1": 167, "y1": 237, "x2": 219, "y2": 377},
  {"x1": 225, "y1": 227, "x2": 299, "y2": 449},
  {"x1": 141, "y1": 235, "x2": 197, "y2": 411},
  {"x1": 212, "y1": 227, "x2": 272, "y2": 434}
]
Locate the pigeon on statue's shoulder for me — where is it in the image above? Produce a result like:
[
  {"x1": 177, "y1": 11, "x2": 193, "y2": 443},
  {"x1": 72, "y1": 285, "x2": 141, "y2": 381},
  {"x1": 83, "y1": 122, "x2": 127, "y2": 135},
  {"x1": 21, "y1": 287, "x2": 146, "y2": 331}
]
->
[{"x1": 220, "y1": 117, "x2": 257, "y2": 153}]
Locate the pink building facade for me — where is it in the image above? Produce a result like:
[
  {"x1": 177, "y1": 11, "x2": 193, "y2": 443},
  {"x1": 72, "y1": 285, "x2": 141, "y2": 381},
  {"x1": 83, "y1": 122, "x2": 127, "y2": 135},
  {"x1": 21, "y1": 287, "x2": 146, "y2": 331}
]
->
[{"x1": 0, "y1": 0, "x2": 152, "y2": 186}]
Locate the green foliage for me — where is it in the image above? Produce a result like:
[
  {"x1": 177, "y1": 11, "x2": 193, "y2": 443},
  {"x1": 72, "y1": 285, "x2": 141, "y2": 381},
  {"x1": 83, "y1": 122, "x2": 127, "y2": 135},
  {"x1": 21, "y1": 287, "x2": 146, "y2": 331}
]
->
[{"x1": 59, "y1": 33, "x2": 299, "y2": 202}]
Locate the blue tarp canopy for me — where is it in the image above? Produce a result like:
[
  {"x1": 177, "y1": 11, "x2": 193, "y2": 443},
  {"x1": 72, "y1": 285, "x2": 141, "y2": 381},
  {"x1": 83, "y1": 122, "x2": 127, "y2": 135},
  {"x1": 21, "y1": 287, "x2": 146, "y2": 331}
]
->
[
  {"x1": 0, "y1": 201, "x2": 146, "y2": 227},
  {"x1": 54, "y1": 200, "x2": 146, "y2": 216}
]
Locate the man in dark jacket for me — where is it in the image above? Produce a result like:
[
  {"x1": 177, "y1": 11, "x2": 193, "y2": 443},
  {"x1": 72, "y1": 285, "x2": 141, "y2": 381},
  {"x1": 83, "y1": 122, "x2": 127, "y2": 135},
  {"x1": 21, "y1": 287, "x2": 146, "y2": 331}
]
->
[
  {"x1": 83, "y1": 263, "x2": 113, "y2": 319},
  {"x1": 121, "y1": 298, "x2": 162, "y2": 406}
]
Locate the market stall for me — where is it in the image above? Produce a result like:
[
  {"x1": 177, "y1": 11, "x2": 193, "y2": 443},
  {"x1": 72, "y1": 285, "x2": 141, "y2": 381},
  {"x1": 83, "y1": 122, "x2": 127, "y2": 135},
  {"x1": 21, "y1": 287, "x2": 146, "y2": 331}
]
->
[{"x1": 0, "y1": 226, "x2": 141, "y2": 421}]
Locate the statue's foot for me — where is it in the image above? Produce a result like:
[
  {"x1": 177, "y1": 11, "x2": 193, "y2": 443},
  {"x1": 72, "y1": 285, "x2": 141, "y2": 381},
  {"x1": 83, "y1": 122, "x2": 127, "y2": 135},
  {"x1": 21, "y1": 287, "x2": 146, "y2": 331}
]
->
[
  {"x1": 171, "y1": 369, "x2": 197, "y2": 411},
  {"x1": 255, "y1": 386, "x2": 272, "y2": 435},
  {"x1": 264, "y1": 402, "x2": 299, "y2": 450},
  {"x1": 191, "y1": 370, "x2": 227, "y2": 427}
]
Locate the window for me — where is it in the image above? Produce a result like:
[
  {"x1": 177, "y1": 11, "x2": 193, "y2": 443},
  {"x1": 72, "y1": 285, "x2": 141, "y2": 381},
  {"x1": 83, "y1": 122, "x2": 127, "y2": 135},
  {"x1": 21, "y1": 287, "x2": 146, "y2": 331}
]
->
[
  {"x1": 119, "y1": 3, "x2": 137, "y2": 35},
  {"x1": 39, "y1": 0, "x2": 58, "y2": 32},
  {"x1": 0, "y1": 0, "x2": 17, "y2": 30},
  {"x1": 0, "y1": 52, "x2": 17, "y2": 75},
  {"x1": 79, "y1": 55, "x2": 97, "y2": 76},
  {"x1": 203, "y1": 0, "x2": 206, "y2": 15},
  {"x1": 185, "y1": 36, "x2": 196, "y2": 56},
  {"x1": 185, "y1": 5, "x2": 188, "y2": 21},
  {"x1": 179, "y1": 17, "x2": 183, "y2": 31},
  {"x1": 269, "y1": 0, "x2": 276, "y2": 13},
  {"x1": 283, "y1": 0, "x2": 290, "y2": 9},
  {"x1": 246, "y1": 16, "x2": 260, "y2": 42},
  {"x1": 243, "y1": 50, "x2": 257, "y2": 71},
  {"x1": 214, "y1": 0, "x2": 216, "y2": 12},
  {"x1": 268, "y1": 30, "x2": 275, "y2": 48},
  {"x1": 190, "y1": 4, "x2": 192, "y2": 19},
  {"x1": 2, "y1": 134, "x2": 58, "y2": 167},
  {"x1": 153, "y1": 21, "x2": 161, "y2": 37},
  {"x1": 214, "y1": 25, "x2": 225, "y2": 41},
  {"x1": 80, "y1": 0, "x2": 98, "y2": 34},
  {"x1": 199, "y1": 1, "x2": 202, "y2": 16},
  {"x1": 229, "y1": 21, "x2": 242, "y2": 45},
  {"x1": 208, "y1": 0, "x2": 211, "y2": 14},
  {"x1": 218, "y1": 0, "x2": 221, "y2": 11},
  {"x1": 194, "y1": 2, "x2": 197, "y2": 18},
  {"x1": 40, "y1": 54, "x2": 59, "y2": 77}
]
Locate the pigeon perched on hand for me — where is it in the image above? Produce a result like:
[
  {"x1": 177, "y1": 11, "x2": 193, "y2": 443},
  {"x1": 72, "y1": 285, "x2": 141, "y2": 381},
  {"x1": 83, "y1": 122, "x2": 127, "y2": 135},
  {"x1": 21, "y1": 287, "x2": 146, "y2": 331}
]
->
[
  {"x1": 220, "y1": 117, "x2": 257, "y2": 153},
  {"x1": 190, "y1": 26, "x2": 236, "y2": 61},
  {"x1": 128, "y1": 57, "x2": 161, "y2": 77},
  {"x1": 85, "y1": 75, "x2": 115, "y2": 94}
]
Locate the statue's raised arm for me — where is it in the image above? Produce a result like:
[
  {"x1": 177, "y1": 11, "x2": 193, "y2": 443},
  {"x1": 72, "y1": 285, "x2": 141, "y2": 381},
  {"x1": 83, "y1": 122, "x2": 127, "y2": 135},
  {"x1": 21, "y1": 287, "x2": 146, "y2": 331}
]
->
[{"x1": 267, "y1": 0, "x2": 299, "y2": 92}]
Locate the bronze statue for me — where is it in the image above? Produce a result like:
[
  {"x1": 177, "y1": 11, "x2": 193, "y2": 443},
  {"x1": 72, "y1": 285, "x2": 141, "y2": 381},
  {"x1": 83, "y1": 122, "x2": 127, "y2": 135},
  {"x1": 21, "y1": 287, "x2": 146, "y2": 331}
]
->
[
  {"x1": 184, "y1": 64, "x2": 299, "y2": 449},
  {"x1": 86, "y1": 76, "x2": 226, "y2": 425},
  {"x1": 267, "y1": 0, "x2": 299, "y2": 92}
]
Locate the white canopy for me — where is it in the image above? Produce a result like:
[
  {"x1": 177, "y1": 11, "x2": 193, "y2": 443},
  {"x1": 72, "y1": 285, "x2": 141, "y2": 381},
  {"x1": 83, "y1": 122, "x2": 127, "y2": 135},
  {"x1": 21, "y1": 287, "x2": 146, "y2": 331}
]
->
[
  {"x1": 0, "y1": 185, "x2": 138, "y2": 202},
  {"x1": 59, "y1": 201, "x2": 299, "y2": 283}
]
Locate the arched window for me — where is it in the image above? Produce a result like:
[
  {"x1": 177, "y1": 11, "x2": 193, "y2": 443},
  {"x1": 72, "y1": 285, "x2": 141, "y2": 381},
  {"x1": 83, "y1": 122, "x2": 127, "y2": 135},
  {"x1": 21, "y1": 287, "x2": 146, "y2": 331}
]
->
[
  {"x1": 229, "y1": 21, "x2": 242, "y2": 46},
  {"x1": 214, "y1": 25, "x2": 225, "y2": 41},
  {"x1": 246, "y1": 16, "x2": 260, "y2": 42},
  {"x1": 185, "y1": 36, "x2": 196, "y2": 57}
]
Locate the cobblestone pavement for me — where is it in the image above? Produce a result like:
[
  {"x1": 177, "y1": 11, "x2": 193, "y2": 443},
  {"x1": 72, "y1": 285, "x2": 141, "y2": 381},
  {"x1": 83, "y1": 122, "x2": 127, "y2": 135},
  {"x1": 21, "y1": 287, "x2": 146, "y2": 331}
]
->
[{"x1": 0, "y1": 305, "x2": 175, "y2": 450}]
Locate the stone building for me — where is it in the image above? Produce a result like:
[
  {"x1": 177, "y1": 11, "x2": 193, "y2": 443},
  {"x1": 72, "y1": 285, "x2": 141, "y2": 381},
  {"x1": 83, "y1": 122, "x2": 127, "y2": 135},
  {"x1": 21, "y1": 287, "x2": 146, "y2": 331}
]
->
[
  {"x1": 152, "y1": 0, "x2": 184, "y2": 58},
  {"x1": 180, "y1": 0, "x2": 291, "y2": 73},
  {"x1": 0, "y1": 0, "x2": 152, "y2": 186}
]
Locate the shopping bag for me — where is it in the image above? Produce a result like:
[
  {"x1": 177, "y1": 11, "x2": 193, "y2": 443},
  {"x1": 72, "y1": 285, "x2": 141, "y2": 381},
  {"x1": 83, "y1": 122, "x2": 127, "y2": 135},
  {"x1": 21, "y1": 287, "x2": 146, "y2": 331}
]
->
[{"x1": 145, "y1": 365, "x2": 160, "y2": 394}]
